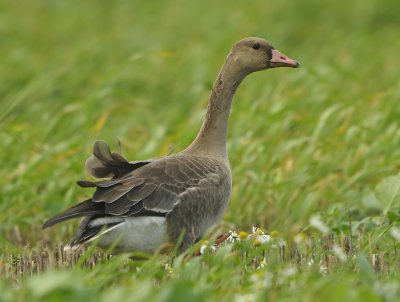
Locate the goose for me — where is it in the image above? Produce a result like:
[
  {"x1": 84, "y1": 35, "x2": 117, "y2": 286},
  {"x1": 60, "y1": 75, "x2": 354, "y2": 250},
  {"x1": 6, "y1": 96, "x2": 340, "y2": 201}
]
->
[{"x1": 43, "y1": 37, "x2": 299, "y2": 253}]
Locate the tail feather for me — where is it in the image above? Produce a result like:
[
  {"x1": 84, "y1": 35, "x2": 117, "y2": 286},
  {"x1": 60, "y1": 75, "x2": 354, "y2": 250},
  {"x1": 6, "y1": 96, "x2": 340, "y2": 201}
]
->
[
  {"x1": 85, "y1": 140, "x2": 151, "y2": 179},
  {"x1": 85, "y1": 140, "x2": 130, "y2": 179},
  {"x1": 42, "y1": 199, "x2": 105, "y2": 229},
  {"x1": 64, "y1": 217, "x2": 124, "y2": 251}
]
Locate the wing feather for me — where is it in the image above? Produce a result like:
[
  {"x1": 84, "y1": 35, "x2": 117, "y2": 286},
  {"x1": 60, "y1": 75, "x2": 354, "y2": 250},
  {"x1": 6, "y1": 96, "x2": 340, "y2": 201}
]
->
[{"x1": 85, "y1": 140, "x2": 151, "y2": 178}]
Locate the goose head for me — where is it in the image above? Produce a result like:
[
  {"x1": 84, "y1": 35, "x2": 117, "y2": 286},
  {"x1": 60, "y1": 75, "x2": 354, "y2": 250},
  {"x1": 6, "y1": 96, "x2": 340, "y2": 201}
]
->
[{"x1": 230, "y1": 37, "x2": 300, "y2": 74}]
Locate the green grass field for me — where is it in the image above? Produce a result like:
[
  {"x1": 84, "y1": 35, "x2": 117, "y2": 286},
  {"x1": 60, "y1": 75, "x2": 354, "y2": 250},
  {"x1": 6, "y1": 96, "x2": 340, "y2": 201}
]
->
[{"x1": 1, "y1": 0, "x2": 400, "y2": 301}]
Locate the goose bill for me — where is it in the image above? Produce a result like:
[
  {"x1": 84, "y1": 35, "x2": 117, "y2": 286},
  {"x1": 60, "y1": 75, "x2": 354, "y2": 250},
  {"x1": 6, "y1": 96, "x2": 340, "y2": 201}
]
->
[{"x1": 270, "y1": 48, "x2": 300, "y2": 68}]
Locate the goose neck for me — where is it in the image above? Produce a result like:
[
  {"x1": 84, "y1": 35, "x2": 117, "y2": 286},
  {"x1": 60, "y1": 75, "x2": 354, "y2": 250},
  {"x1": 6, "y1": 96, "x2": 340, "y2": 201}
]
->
[{"x1": 186, "y1": 54, "x2": 247, "y2": 157}]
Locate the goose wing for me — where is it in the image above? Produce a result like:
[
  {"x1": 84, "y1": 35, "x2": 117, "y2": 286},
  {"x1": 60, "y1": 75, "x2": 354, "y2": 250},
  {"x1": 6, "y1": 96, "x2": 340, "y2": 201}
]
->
[
  {"x1": 89, "y1": 152, "x2": 229, "y2": 217},
  {"x1": 43, "y1": 141, "x2": 231, "y2": 243}
]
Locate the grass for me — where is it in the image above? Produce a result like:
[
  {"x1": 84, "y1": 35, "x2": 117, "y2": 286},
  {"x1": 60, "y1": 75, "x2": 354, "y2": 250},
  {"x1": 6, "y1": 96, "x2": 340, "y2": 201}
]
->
[{"x1": 1, "y1": 0, "x2": 400, "y2": 301}]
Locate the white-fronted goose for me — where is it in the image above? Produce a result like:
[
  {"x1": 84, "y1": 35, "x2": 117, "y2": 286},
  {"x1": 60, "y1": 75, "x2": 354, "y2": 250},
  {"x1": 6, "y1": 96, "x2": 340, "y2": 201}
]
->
[{"x1": 43, "y1": 37, "x2": 299, "y2": 253}]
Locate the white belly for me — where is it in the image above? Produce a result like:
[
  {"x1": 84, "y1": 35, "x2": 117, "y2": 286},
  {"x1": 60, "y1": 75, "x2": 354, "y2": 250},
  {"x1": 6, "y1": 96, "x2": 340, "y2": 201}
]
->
[{"x1": 92, "y1": 216, "x2": 169, "y2": 253}]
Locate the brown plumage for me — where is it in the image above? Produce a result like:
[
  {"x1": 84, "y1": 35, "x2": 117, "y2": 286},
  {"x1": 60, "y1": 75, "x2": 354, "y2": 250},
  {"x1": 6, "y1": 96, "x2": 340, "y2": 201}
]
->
[{"x1": 43, "y1": 37, "x2": 299, "y2": 253}]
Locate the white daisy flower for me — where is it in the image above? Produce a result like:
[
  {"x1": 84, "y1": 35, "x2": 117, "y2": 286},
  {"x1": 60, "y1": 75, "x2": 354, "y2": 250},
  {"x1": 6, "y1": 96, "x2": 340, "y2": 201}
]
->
[
  {"x1": 199, "y1": 242, "x2": 216, "y2": 254},
  {"x1": 249, "y1": 226, "x2": 271, "y2": 245},
  {"x1": 226, "y1": 230, "x2": 239, "y2": 242},
  {"x1": 256, "y1": 234, "x2": 271, "y2": 244}
]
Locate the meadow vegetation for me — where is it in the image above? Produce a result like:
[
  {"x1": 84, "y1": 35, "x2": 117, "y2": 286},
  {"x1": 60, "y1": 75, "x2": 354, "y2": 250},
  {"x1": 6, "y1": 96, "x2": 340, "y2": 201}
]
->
[{"x1": 1, "y1": 0, "x2": 400, "y2": 301}]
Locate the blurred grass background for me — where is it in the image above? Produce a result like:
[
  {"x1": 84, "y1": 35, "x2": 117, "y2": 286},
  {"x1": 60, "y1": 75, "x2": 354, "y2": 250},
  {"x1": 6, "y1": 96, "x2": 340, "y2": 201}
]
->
[{"x1": 1, "y1": 0, "x2": 400, "y2": 301}]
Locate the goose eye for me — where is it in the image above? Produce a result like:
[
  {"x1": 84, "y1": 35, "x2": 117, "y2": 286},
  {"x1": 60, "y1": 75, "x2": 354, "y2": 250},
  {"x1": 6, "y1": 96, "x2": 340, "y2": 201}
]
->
[{"x1": 252, "y1": 43, "x2": 260, "y2": 50}]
